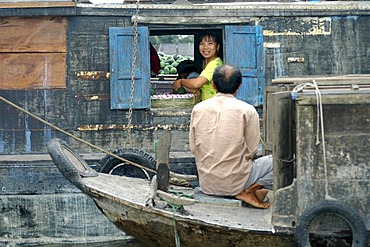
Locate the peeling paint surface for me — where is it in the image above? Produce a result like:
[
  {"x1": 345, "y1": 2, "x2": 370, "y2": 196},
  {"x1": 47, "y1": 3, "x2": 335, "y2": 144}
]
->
[
  {"x1": 77, "y1": 123, "x2": 190, "y2": 131},
  {"x1": 73, "y1": 94, "x2": 110, "y2": 101},
  {"x1": 43, "y1": 90, "x2": 52, "y2": 146},
  {"x1": 24, "y1": 94, "x2": 31, "y2": 153},
  {"x1": 264, "y1": 42, "x2": 281, "y2": 48},
  {"x1": 287, "y1": 57, "x2": 305, "y2": 63},
  {"x1": 151, "y1": 110, "x2": 190, "y2": 117},
  {"x1": 0, "y1": 131, "x2": 4, "y2": 153},
  {"x1": 75, "y1": 71, "x2": 110, "y2": 80},
  {"x1": 263, "y1": 17, "x2": 331, "y2": 36},
  {"x1": 273, "y1": 46, "x2": 285, "y2": 79}
]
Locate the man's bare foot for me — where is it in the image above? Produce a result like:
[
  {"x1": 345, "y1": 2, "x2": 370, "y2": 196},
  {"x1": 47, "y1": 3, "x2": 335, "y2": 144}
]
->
[
  {"x1": 255, "y1": 189, "x2": 269, "y2": 202},
  {"x1": 236, "y1": 191, "x2": 270, "y2": 209},
  {"x1": 236, "y1": 183, "x2": 270, "y2": 209}
]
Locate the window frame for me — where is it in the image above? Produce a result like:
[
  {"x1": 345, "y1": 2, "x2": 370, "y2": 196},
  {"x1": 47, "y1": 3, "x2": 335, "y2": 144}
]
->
[{"x1": 109, "y1": 24, "x2": 264, "y2": 110}]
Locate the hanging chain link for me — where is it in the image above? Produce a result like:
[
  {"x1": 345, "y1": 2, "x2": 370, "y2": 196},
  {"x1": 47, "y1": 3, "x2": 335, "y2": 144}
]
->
[{"x1": 126, "y1": 0, "x2": 140, "y2": 144}]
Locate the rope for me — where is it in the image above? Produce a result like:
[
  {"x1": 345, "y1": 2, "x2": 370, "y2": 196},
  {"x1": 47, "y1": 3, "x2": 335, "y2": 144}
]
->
[
  {"x1": 292, "y1": 81, "x2": 334, "y2": 200},
  {"x1": 0, "y1": 96, "x2": 156, "y2": 174},
  {"x1": 170, "y1": 204, "x2": 181, "y2": 247},
  {"x1": 0, "y1": 96, "x2": 199, "y2": 183}
]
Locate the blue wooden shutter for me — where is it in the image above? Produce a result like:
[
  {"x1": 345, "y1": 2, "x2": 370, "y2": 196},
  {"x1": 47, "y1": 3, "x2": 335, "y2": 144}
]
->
[
  {"x1": 224, "y1": 25, "x2": 265, "y2": 106},
  {"x1": 109, "y1": 27, "x2": 150, "y2": 109}
]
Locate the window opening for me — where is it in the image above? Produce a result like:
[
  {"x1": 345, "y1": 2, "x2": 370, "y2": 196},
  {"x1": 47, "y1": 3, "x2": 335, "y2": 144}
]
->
[
  {"x1": 109, "y1": 26, "x2": 264, "y2": 110},
  {"x1": 149, "y1": 29, "x2": 223, "y2": 102},
  {"x1": 150, "y1": 34, "x2": 195, "y2": 95}
]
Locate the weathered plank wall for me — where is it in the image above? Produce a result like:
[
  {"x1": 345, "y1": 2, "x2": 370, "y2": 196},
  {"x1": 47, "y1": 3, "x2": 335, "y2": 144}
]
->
[
  {"x1": 0, "y1": 16, "x2": 69, "y2": 154},
  {"x1": 66, "y1": 15, "x2": 193, "y2": 153},
  {"x1": 0, "y1": 7, "x2": 370, "y2": 155},
  {"x1": 65, "y1": 14, "x2": 370, "y2": 155},
  {"x1": 0, "y1": 90, "x2": 67, "y2": 154},
  {"x1": 262, "y1": 16, "x2": 370, "y2": 85},
  {"x1": 295, "y1": 94, "x2": 370, "y2": 229},
  {"x1": 0, "y1": 17, "x2": 66, "y2": 89}
]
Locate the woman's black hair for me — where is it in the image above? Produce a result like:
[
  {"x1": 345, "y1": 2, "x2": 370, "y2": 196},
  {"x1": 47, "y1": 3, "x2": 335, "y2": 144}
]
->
[{"x1": 199, "y1": 31, "x2": 220, "y2": 45}]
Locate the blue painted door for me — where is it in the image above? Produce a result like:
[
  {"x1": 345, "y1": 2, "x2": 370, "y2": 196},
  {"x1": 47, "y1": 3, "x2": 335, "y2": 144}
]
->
[
  {"x1": 224, "y1": 25, "x2": 265, "y2": 106},
  {"x1": 109, "y1": 27, "x2": 150, "y2": 109}
]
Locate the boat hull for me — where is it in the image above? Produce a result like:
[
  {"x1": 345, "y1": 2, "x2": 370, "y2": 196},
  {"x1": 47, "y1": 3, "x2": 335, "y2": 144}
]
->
[{"x1": 93, "y1": 197, "x2": 295, "y2": 247}]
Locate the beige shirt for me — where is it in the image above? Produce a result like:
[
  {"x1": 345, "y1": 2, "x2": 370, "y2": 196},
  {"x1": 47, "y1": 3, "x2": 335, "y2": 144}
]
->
[{"x1": 189, "y1": 93, "x2": 260, "y2": 196}]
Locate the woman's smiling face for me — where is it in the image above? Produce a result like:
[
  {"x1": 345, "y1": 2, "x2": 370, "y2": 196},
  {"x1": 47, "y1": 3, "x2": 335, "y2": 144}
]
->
[{"x1": 199, "y1": 35, "x2": 220, "y2": 61}]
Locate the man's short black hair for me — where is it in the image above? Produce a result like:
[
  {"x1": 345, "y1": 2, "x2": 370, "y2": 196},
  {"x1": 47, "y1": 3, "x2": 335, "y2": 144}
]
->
[{"x1": 212, "y1": 64, "x2": 242, "y2": 94}]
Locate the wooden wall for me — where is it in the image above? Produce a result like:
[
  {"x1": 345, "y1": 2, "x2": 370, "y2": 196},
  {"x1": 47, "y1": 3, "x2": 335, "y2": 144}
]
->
[
  {"x1": 0, "y1": 16, "x2": 191, "y2": 154},
  {"x1": 0, "y1": 17, "x2": 66, "y2": 89},
  {"x1": 261, "y1": 16, "x2": 370, "y2": 85},
  {"x1": 0, "y1": 17, "x2": 68, "y2": 154},
  {"x1": 1, "y1": 11, "x2": 370, "y2": 155}
]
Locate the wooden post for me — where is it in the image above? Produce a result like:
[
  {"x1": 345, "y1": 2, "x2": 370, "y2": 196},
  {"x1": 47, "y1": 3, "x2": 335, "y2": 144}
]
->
[{"x1": 155, "y1": 130, "x2": 171, "y2": 192}]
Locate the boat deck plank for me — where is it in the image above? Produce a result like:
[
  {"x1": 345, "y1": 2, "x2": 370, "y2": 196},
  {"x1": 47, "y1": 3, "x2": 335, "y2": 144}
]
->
[{"x1": 83, "y1": 173, "x2": 274, "y2": 232}]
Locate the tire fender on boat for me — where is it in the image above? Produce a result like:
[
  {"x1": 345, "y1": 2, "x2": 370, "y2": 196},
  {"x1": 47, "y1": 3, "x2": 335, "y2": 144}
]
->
[
  {"x1": 99, "y1": 147, "x2": 156, "y2": 179},
  {"x1": 48, "y1": 138, "x2": 98, "y2": 197},
  {"x1": 295, "y1": 200, "x2": 368, "y2": 247}
]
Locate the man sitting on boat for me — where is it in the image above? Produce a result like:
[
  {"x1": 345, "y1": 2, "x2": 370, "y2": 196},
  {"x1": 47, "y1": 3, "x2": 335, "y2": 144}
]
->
[{"x1": 189, "y1": 64, "x2": 273, "y2": 209}]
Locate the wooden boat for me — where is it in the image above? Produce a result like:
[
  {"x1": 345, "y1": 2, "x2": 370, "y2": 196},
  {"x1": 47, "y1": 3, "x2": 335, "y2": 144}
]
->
[
  {"x1": 48, "y1": 84, "x2": 370, "y2": 247},
  {"x1": 48, "y1": 137, "x2": 296, "y2": 247}
]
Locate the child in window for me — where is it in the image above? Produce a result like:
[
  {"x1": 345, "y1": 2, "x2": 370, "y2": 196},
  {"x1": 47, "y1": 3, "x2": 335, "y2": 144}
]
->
[{"x1": 173, "y1": 60, "x2": 199, "y2": 94}]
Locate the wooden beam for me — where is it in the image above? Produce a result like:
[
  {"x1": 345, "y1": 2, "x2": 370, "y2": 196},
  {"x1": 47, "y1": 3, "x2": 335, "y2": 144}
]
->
[
  {"x1": 136, "y1": 16, "x2": 251, "y2": 25},
  {"x1": 0, "y1": 1, "x2": 75, "y2": 9},
  {"x1": 272, "y1": 74, "x2": 370, "y2": 85},
  {"x1": 155, "y1": 130, "x2": 171, "y2": 192}
]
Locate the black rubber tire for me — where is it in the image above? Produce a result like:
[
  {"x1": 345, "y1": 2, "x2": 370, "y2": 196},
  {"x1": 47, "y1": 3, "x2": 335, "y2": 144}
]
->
[
  {"x1": 295, "y1": 200, "x2": 368, "y2": 247},
  {"x1": 99, "y1": 148, "x2": 156, "y2": 180},
  {"x1": 48, "y1": 138, "x2": 98, "y2": 197}
]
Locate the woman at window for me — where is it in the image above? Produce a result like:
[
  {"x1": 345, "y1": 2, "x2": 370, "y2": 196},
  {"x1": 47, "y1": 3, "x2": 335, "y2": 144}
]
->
[{"x1": 172, "y1": 32, "x2": 223, "y2": 101}]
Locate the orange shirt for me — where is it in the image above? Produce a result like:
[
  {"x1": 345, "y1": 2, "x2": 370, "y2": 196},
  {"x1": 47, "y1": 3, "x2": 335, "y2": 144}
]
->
[{"x1": 189, "y1": 93, "x2": 260, "y2": 196}]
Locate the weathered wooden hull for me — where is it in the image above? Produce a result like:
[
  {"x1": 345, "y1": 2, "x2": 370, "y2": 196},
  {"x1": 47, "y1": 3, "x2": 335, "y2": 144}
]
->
[
  {"x1": 93, "y1": 194, "x2": 295, "y2": 247},
  {"x1": 46, "y1": 137, "x2": 295, "y2": 246}
]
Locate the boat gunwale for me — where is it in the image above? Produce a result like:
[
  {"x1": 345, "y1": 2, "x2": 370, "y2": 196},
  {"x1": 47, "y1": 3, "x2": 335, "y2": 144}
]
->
[{"x1": 83, "y1": 173, "x2": 279, "y2": 234}]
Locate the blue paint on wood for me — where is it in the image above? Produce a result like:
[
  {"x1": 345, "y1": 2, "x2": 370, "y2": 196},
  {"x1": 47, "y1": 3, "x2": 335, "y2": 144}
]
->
[
  {"x1": 332, "y1": 16, "x2": 358, "y2": 21},
  {"x1": 43, "y1": 90, "x2": 52, "y2": 145},
  {"x1": 24, "y1": 93, "x2": 31, "y2": 152},
  {"x1": 0, "y1": 131, "x2": 4, "y2": 153},
  {"x1": 224, "y1": 25, "x2": 265, "y2": 106},
  {"x1": 109, "y1": 27, "x2": 151, "y2": 109},
  {"x1": 273, "y1": 47, "x2": 285, "y2": 79},
  {"x1": 11, "y1": 131, "x2": 16, "y2": 153}
]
